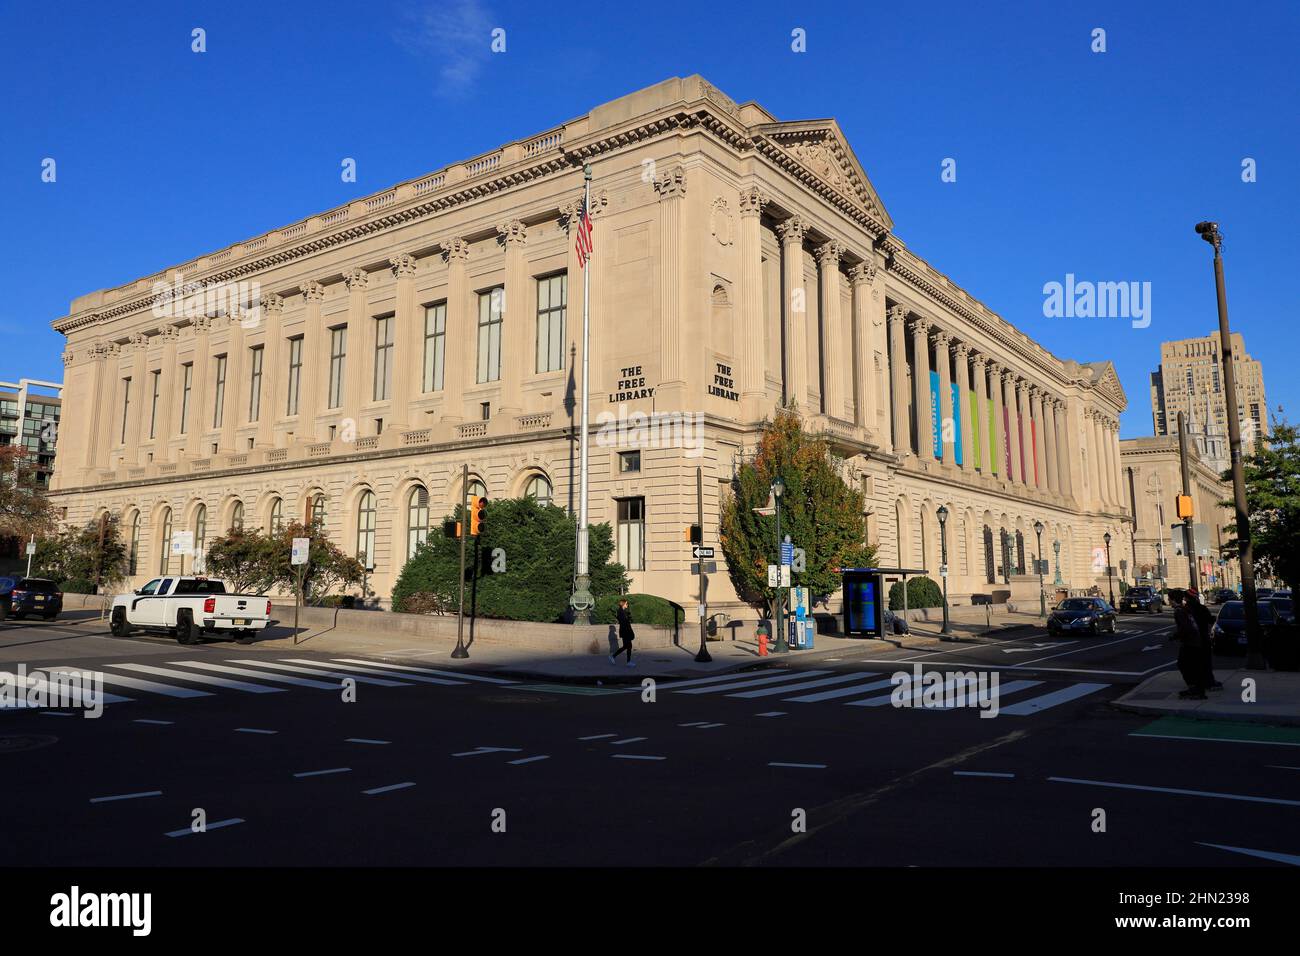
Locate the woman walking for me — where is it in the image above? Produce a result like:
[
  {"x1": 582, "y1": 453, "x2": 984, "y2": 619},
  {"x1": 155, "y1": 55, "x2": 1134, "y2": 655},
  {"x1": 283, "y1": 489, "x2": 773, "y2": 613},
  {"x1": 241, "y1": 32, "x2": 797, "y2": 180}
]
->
[
  {"x1": 1169, "y1": 589, "x2": 1207, "y2": 700},
  {"x1": 610, "y1": 597, "x2": 636, "y2": 667}
]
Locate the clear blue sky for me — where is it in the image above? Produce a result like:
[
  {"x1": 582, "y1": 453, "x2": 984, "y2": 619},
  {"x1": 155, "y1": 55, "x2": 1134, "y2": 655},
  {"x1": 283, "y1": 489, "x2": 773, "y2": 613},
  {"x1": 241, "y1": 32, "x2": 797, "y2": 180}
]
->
[{"x1": 2, "y1": 0, "x2": 1296, "y2": 436}]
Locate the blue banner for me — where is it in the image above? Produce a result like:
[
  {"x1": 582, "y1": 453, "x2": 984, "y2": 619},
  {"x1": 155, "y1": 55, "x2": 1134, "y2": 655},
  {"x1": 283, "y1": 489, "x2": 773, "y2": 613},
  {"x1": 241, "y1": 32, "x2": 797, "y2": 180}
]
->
[{"x1": 929, "y1": 371, "x2": 964, "y2": 464}]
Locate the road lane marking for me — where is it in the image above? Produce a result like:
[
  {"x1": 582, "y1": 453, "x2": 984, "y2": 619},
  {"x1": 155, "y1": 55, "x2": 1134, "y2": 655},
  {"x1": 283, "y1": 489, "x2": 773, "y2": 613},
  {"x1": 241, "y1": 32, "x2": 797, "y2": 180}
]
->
[
  {"x1": 663, "y1": 669, "x2": 829, "y2": 691},
  {"x1": 610, "y1": 736, "x2": 647, "y2": 745},
  {"x1": 293, "y1": 767, "x2": 352, "y2": 778},
  {"x1": 363, "y1": 782, "x2": 416, "y2": 795},
  {"x1": 346, "y1": 738, "x2": 390, "y2": 745},
  {"x1": 728, "y1": 672, "x2": 877, "y2": 699},
  {"x1": 90, "y1": 790, "x2": 162, "y2": 804},
  {"x1": 166, "y1": 818, "x2": 243, "y2": 837},
  {"x1": 306, "y1": 660, "x2": 463, "y2": 685},
  {"x1": 997, "y1": 682, "x2": 1109, "y2": 716},
  {"x1": 953, "y1": 771, "x2": 1015, "y2": 778},
  {"x1": 171, "y1": 660, "x2": 339, "y2": 690},
  {"x1": 769, "y1": 762, "x2": 826, "y2": 769},
  {"x1": 1047, "y1": 776, "x2": 1300, "y2": 806},
  {"x1": 782, "y1": 676, "x2": 898, "y2": 703},
  {"x1": 678, "y1": 721, "x2": 710, "y2": 727},
  {"x1": 612, "y1": 754, "x2": 665, "y2": 761},
  {"x1": 111, "y1": 663, "x2": 284, "y2": 694},
  {"x1": 578, "y1": 733, "x2": 617, "y2": 740},
  {"x1": 49, "y1": 669, "x2": 212, "y2": 699},
  {"x1": 331, "y1": 658, "x2": 516, "y2": 684},
  {"x1": 235, "y1": 727, "x2": 277, "y2": 735},
  {"x1": 673, "y1": 670, "x2": 835, "y2": 695},
  {"x1": 230, "y1": 660, "x2": 409, "y2": 687},
  {"x1": 756, "y1": 711, "x2": 786, "y2": 717},
  {"x1": 452, "y1": 746, "x2": 522, "y2": 757},
  {"x1": 1198, "y1": 843, "x2": 1300, "y2": 866},
  {"x1": 696, "y1": 722, "x2": 726, "y2": 729},
  {"x1": 509, "y1": 755, "x2": 550, "y2": 765},
  {"x1": 133, "y1": 719, "x2": 173, "y2": 725}
]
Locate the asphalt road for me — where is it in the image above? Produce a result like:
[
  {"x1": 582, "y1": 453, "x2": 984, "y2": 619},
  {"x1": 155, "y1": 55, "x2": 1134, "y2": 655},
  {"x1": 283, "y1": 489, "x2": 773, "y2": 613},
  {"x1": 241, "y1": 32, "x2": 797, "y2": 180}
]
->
[{"x1": 3, "y1": 609, "x2": 1297, "y2": 868}]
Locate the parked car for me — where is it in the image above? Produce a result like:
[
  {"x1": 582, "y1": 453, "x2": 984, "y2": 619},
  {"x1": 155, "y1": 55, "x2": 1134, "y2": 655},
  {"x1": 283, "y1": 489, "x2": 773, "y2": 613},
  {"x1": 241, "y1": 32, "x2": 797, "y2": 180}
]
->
[
  {"x1": 4, "y1": 578, "x2": 64, "y2": 620},
  {"x1": 1119, "y1": 586, "x2": 1164, "y2": 614},
  {"x1": 1208, "y1": 588, "x2": 1237, "y2": 605},
  {"x1": 110, "y1": 576, "x2": 271, "y2": 645},
  {"x1": 0, "y1": 576, "x2": 15, "y2": 620},
  {"x1": 1267, "y1": 597, "x2": 1295, "y2": 626},
  {"x1": 1047, "y1": 596, "x2": 1117, "y2": 635},
  {"x1": 1256, "y1": 588, "x2": 1276, "y2": 600},
  {"x1": 1212, "y1": 599, "x2": 1280, "y2": 655}
]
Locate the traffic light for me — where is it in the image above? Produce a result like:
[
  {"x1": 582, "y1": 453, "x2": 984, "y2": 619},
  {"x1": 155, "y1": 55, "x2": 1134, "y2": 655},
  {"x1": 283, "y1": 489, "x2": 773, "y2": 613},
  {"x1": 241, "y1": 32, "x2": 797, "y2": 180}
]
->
[
  {"x1": 1175, "y1": 494, "x2": 1194, "y2": 519},
  {"x1": 684, "y1": 523, "x2": 701, "y2": 544},
  {"x1": 469, "y1": 495, "x2": 488, "y2": 536},
  {"x1": 442, "y1": 519, "x2": 461, "y2": 539}
]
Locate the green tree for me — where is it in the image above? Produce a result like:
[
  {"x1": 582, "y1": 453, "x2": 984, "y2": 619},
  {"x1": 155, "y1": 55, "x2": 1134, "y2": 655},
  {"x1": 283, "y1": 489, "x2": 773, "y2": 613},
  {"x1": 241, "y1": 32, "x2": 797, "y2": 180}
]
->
[
  {"x1": 392, "y1": 497, "x2": 628, "y2": 621},
  {"x1": 1221, "y1": 419, "x2": 1300, "y2": 592},
  {"x1": 32, "y1": 516, "x2": 129, "y2": 594},
  {"x1": 720, "y1": 410, "x2": 876, "y2": 617},
  {"x1": 0, "y1": 445, "x2": 53, "y2": 539},
  {"x1": 203, "y1": 520, "x2": 363, "y2": 601},
  {"x1": 203, "y1": 527, "x2": 280, "y2": 594}
]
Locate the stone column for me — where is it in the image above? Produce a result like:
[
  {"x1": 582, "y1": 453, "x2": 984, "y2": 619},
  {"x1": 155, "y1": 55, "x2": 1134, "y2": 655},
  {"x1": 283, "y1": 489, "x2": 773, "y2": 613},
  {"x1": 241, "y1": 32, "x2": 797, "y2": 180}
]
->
[
  {"x1": 1042, "y1": 390, "x2": 1059, "y2": 495},
  {"x1": 953, "y1": 343, "x2": 973, "y2": 470},
  {"x1": 124, "y1": 332, "x2": 148, "y2": 465},
  {"x1": 1053, "y1": 399, "x2": 1072, "y2": 500},
  {"x1": 340, "y1": 268, "x2": 369, "y2": 437},
  {"x1": 971, "y1": 353, "x2": 990, "y2": 474},
  {"x1": 1107, "y1": 418, "x2": 1121, "y2": 507},
  {"x1": 738, "y1": 186, "x2": 767, "y2": 421},
  {"x1": 387, "y1": 257, "x2": 417, "y2": 432},
  {"x1": 82, "y1": 343, "x2": 108, "y2": 475},
  {"x1": 887, "y1": 304, "x2": 909, "y2": 455},
  {"x1": 815, "y1": 241, "x2": 845, "y2": 419},
  {"x1": 1018, "y1": 380, "x2": 1035, "y2": 486},
  {"x1": 776, "y1": 216, "x2": 808, "y2": 411},
  {"x1": 155, "y1": 325, "x2": 180, "y2": 452},
  {"x1": 255, "y1": 294, "x2": 285, "y2": 447},
  {"x1": 1087, "y1": 411, "x2": 1103, "y2": 506},
  {"x1": 1003, "y1": 371, "x2": 1021, "y2": 483},
  {"x1": 849, "y1": 262, "x2": 876, "y2": 435},
  {"x1": 911, "y1": 318, "x2": 932, "y2": 460},
  {"x1": 496, "y1": 220, "x2": 527, "y2": 422},
  {"x1": 185, "y1": 317, "x2": 212, "y2": 458},
  {"x1": 1027, "y1": 385, "x2": 1043, "y2": 488},
  {"x1": 988, "y1": 361, "x2": 1005, "y2": 479},
  {"x1": 219, "y1": 313, "x2": 246, "y2": 453},
  {"x1": 933, "y1": 330, "x2": 954, "y2": 466},
  {"x1": 439, "y1": 238, "x2": 470, "y2": 425},
  {"x1": 297, "y1": 281, "x2": 326, "y2": 441},
  {"x1": 654, "y1": 167, "x2": 688, "y2": 408}
]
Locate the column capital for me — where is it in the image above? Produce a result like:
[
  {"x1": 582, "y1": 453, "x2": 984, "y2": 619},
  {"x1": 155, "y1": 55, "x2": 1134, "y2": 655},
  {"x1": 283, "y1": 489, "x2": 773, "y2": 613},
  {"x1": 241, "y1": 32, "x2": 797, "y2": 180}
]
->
[
  {"x1": 930, "y1": 328, "x2": 950, "y2": 349},
  {"x1": 61, "y1": 350, "x2": 75, "y2": 367},
  {"x1": 1000, "y1": 367, "x2": 1018, "y2": 386},
  {"x1": 496, "y1": 219, "x2": 528, "y2": 246},
  {"x1": 300, "y1": 280, "x2": 326, "y2": 302},
  {"x1": 849, "y1": 260, "x2": 877, "y2": 286},
  {"x1": 952, "y1": 341, "x2": 970, "y2": 362},
  {"x1": 814, "y1": 240, "x2": 844, "y2": 266},
  {"x1": 653, "y1": 166, "x2": 687, "y2": 200},
  {"x1": 738, "y1": 185, "x2": 767, "y2": 218},
  {"x1": 1028, "y1": 383, "x2": 1042, "y2": 401},
  {"x1": 159, "y1": 323, "x2": 182, "y2": 341},
  {"x1": 911, "y1": 317, "x2": 931, "y2": 338},
  {"x1": 261, "y1": 292, "x2": 285, "y2": 314},
  {"x1": 127, "y1": 331, "x2": 149, "y2": 351},
  {"x1": 389, "y1": 254, "x2": 418, "y2": 278},
  {"x1": 441, "y1": 236, "x2": 470, "y2": 262},
  {"x1": 343, "y1": 267, "x2": 369, "y2": 291},
  {"x1": 886, "y1": 303, "x2": 908, "y2": 327},
  {"x1": 190, "y1": 315, "x2": 213, "y2": 334},
  {"x1": 775, "y1": 215, "x2": 806, "y2": 245}
]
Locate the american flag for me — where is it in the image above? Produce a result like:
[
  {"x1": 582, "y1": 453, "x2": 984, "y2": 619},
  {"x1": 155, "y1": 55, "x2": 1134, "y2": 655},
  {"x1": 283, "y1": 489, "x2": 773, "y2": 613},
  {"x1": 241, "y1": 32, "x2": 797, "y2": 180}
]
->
[{"x1": 574, "y1": 195, "x2": 594, "y2": 268}]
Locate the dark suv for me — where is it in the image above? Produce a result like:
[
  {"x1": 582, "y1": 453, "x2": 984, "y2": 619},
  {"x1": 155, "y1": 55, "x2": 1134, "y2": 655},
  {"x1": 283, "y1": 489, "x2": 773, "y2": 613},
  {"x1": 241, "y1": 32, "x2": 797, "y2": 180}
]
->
[
  {"x1": 0, "y1": 578, "x2": 64, "y2": 621},
  {"x1": 1119, "y1": 586, "x2": 1164, "y2": 614}
]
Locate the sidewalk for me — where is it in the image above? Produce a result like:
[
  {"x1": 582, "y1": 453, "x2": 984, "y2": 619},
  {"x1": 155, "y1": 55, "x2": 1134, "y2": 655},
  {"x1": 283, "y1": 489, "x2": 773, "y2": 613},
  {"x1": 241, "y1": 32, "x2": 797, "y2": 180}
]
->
[{"x1": 1113, "y1": 668, "x2": 1300, "y2": 726}]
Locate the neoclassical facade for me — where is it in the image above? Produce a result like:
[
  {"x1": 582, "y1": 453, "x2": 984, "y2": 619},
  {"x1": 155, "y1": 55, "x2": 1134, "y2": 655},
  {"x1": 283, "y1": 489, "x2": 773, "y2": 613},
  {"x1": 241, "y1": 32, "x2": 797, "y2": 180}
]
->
[{"x1": 49, "y1": 75, "x2": 1130, "y2": 611}]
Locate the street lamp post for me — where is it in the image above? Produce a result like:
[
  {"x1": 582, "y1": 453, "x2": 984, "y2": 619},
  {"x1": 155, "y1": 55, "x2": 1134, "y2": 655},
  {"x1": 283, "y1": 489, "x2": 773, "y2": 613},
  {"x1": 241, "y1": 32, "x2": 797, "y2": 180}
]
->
[
  {"x1": 1034, "y1": 520, "x2": 1046, "y2": 618},
  {"x1": 1053, "y1": 538, "x2": 1062, "y2": 586},
  {"x1": 937, "y1": 505, "x2": 951, "y2": 637},
  {"x1": 772, "y1": 476, "x2": 788, "y2": 654},
  {"x1": 1196, "y1": 220, "x2": 1263, "y2": 668},
  {"x1": 1104, "y1": 532, "x2": 1115, "y2": 606}
]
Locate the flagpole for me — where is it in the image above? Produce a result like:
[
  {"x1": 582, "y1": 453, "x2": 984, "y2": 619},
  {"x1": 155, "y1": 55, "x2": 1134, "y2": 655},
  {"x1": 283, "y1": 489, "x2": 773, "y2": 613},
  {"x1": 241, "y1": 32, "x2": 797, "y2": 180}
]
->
[{"x1": 571, "y1": 163, "x2": 594, "y2": 624}]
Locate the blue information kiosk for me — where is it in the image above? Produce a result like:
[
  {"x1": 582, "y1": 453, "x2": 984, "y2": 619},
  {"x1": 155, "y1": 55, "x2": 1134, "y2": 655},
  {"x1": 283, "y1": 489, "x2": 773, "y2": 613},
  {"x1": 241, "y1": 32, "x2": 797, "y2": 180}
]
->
[{"x1": 840, "y1": 567, "x2": 928, "y2": 639}]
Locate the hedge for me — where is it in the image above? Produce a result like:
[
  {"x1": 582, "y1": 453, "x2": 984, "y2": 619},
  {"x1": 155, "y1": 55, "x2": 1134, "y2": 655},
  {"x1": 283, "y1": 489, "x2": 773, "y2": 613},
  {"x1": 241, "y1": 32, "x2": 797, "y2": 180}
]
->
[
  {"x1": 888, "y1": 576, "x2": 944, "y2": 610},
  {"x1": 592, "y1": 593, "x2": 681, "y2": 629}
]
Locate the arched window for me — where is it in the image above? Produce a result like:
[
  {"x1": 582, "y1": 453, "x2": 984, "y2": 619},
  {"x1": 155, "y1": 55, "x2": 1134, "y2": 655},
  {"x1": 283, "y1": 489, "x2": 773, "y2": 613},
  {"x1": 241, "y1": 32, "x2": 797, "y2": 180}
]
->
[
  {"x1": 269, "y1": 497, "x2": 283, "y2": 533},
  {"x1": 983, "y1": 525, "x2": 995, "y2": 584},
  {"x1": 194, "y1": 504, "x2": 207, "y2": 553},
  {"x1": 467, "y1": 478, "x2": 486, "y2": 499},
  {"x1": 357, "y1": 490, "x2": 377, "y2": 569},
  {"x1": 128, "y1": 511, "x2": 141, "y2": 576},
  {"x1": 524, "y1": 474, "x2": 553, "y2": 507},
  {"x1": 231, "y1": 500, "x2": 244, "y2": 532},
  {"x1": 158, "y1": 508, "x2": 173, "y2": 575},
  {"x1": 310, "y1": 493, "x2": 326, "y2": 528},
  {"x1": 407, "y1": 486, "x2": 430, "y2": 559}
]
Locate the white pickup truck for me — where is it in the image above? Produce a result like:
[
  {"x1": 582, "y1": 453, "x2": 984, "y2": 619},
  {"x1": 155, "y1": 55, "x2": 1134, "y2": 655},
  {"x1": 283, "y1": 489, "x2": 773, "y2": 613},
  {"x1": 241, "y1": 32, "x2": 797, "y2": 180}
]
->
[{"x1": 110, "y1": 576, "x2": 272, "y2": 645}]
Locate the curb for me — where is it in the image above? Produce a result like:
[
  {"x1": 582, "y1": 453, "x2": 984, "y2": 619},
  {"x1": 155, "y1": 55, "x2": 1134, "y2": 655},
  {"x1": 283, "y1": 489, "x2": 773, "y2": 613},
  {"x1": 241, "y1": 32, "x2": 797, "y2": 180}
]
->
[{"x1": 1109, "y1": 699, "x2": 1300, "y2": 727}]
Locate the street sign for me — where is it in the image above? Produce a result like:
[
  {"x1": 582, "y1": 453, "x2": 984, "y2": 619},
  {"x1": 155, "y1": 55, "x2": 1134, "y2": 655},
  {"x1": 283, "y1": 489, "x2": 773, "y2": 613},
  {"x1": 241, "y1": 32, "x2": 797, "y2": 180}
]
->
[
  {"x1": 781, "y1": 541, "x2": 794, "y2": 567},
  {"x1": 692, "y1": 546, "x2": 715, "y2": 559},
  {"x1": 690, "y1": 561, "x2": 718, "y2": 575},
  {"x1": 25, "y1": 541, "x2": 35, "y2": 556},
  {"x1": 779, "y1": 565, "x2": 791, "y2": 587},
  {"x1": 767, "y1": 564, "x2": 779, "y2": 587},
  {"x1": 171, "y1": 530, "x2": 193, "y2": 556},
  {"x1": 939, "y1": 564, "x2": 948, "y2": 578},
  {"x1": 291, "y1": 537, "x2": 311, "y2": 566}
]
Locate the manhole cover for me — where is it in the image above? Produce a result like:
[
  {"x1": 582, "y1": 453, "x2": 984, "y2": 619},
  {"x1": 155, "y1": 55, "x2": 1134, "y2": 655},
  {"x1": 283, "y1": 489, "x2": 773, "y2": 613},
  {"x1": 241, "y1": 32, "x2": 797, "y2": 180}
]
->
[{"x1": 0, "y1": 734, "x2": 59, "y2": 753}]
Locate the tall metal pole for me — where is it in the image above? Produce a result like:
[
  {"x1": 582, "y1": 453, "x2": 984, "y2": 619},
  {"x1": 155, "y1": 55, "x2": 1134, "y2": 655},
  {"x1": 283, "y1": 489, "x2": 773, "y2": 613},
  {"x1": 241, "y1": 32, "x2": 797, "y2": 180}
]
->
[
  {"x1": 1126, "y1": 467, "x2": 1139, "y2": 584},
  {"x1": 571, "y1": 165, "x2": 594, "y2": 624},
  {"x1": 1197, "y1": 223, "x2": 1262, "y2": 666},
  {"x1": 774, "y1": 495, "x2": 787, "y2": 653},
  {"x1": 452, "y1": 463, "x2": 469, "y2": 658},
  {"x1": 1036, "y1": 525, "x2": 1046, "y2": 618},
  {"x1": 1176, "y1": 411, "x2": 1199, "y2": 591},
  {"x1": 694, "y1": 466, "x2": 711, "y2": 662}
]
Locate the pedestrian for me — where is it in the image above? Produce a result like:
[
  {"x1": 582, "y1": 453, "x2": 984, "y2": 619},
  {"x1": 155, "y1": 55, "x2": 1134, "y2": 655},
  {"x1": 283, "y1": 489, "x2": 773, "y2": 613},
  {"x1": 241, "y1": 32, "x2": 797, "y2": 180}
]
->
[
  {"x1": 1169, "y1": 589, "x2": 1207, "y2": 700},
  {"x1": 610, "y1": 597, "x2": 636, "y2": 668},
  {"x1": 1185, "y1": 587, "x2": 1221, "y2": 690}
]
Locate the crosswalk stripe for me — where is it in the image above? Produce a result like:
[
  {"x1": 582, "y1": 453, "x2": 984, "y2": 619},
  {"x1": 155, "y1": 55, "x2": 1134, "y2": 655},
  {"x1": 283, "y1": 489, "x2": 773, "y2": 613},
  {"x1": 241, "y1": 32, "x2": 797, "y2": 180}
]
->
[
  {"x1": 332, "y1": 658, "x2": 516, "y2": 684},
  {"x1": 727, "y1": 672, "x2": 879, "y2": 699},
  {"x1": 295, "y1": 659, "x2": 462, "y2": 685},
  {"x1": 110, "y1": 663, "x2": 285, "y2": 694},
  {"x1": 846, "y1": 677, "x2": 1042, "y2": 709},
  {"x1": 672, "y1": 670, "x2": 834, "y2": 695},
  {"x1": 169, "y1": 661, "x2": 340, "y2": 690},
  {"x1": 782, "y1": 676, "x2": 899, "y2": 703},
  {"x1": 932, "y1": 679, "x2": 1041, "y2": 708},
  {"x1": 51, "y1": 670, "x2": 212, "y2": 699},
  {"x1": 997, "y1": 681, "x2": 1109, "y2": 716},
  {"x1": 230, "y1": 660, "x2": 410, "y2": 687},
  {"x1": 660, "y1": 669, "x2": 813, "y2": 691},
  {"x1": 5, "y1": 674, "x2": 133, "y2": 706}
]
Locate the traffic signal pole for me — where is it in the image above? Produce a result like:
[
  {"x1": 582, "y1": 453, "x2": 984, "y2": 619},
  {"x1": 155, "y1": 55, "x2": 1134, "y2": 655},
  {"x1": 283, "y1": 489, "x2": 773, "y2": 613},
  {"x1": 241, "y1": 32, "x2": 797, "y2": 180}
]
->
[
  {"x1": 1176, "y1": 412, "x2": 1199, "y2": 591},
  {"x1": 452, "y1": 464, "x2": 469, "y2": 659},
  {"x1": 694, "y1": 466, "x2": 711, "y2": 663}
]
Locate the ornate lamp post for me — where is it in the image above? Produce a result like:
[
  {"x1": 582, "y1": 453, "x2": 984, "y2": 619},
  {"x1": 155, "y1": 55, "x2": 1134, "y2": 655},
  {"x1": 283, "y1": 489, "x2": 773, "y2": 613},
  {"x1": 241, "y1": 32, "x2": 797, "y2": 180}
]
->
[
  {"x1": 1053, "y1": 538, "x2": 1062, "y2": 586},
  {"x1": 936, "y1": 505, "x2": 951, "y2": 637},
  {"x1": 1104, "y1": 531, "x2": 1115, "y2": 606},
  {"x1": 1034, "y1": 520, "x2": 1046, "y2": 618},
  {"x1": 772, "y1": 475, "x2": 788, "y2": 654}
]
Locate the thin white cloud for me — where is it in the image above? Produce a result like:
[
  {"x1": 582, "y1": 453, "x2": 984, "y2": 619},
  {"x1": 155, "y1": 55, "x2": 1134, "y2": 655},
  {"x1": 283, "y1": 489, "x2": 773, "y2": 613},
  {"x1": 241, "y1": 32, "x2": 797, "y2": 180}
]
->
[{"x1": 398, "y1": 0, "x2": 495, "y2": 94}]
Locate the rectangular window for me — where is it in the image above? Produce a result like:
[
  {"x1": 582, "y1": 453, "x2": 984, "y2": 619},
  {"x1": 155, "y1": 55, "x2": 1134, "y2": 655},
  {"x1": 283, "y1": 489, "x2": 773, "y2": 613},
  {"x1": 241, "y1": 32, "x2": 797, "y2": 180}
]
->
[
  {"x1": 619, "y1": 450, "x2": 641, "y2": 473},
  {"x1": 536, "y1": 273, "x2": 567, "y2": 373},
  {"x1": 423, "y1": 303, "x2": 446, "y2": 392},
  {"x1": 477, "y1": 288, "x2": 503, "y2": 384},
  {"x1": 120, "y1": 378, "x2": 131, "y2": 444},
  {"x1": 248, "y1": 345, "x2": 264, "y2": 422},
  {"x1": 328, "y1": 327, "x2": 347, "y2": 409},
  {"x1": 212, "y1": 355, "x2": 227, "y2": 428},
  {"x1": 617, "y1": 497, "x2": 646, "y2": 572},
  {"x1": 286, "y1": 336, "x2": 303, "y2": 415},
  {"x1": 373, "y1": 315, "x2": 394, "y2": 401},
  {"x1": 180, "y1": 363, "x2": 192, "y2": 435},
  {"x1": 148, "y1": 370, "x2": 161, "y2": 439}
]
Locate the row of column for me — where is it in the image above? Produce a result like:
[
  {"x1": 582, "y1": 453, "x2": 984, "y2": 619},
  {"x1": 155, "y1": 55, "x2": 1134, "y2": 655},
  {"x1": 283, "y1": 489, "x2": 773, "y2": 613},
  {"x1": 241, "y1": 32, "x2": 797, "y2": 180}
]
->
[{"x1": 1087, "y1": 408, "x2": 1124, "y2": 511}]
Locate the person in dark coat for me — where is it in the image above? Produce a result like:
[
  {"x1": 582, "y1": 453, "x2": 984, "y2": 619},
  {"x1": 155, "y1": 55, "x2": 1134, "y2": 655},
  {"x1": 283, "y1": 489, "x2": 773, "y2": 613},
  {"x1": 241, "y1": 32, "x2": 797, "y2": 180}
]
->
[
  {"x1": 1185, "y1": 587, "x2": 1221, "y2": 690},
  {"x1": 610, "y1": 597, "x2": 636, "y2": 667},
  {"x1": 1169, "y1": 589, "x2": 1207, "y2": 700}
]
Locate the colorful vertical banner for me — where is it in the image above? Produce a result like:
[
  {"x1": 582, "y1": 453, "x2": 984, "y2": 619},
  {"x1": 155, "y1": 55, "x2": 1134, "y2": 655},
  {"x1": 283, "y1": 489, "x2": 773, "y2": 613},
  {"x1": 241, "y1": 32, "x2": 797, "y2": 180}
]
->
[
  {"x1": 969, "y1": 391, "x2": 981, "y2": 470},
  {"x1": 1031, "y1": 420, "x2": 1039, "y2": 484},
  {"x1": 1017, "y1": 413, "x2": 1026, "y2": 481},
  {"x1": 951, "y1": 381, "x2": 963, "y2": 466},
  {"x1": 989, "y1": 400, "x2": 998, "y2": 475},
  {"x1": 1002, "y1": 406, "x2": 1012, "y2": 475},
  {"x1": 929, "y1": 371, "x2": 942, "y2": 460}
]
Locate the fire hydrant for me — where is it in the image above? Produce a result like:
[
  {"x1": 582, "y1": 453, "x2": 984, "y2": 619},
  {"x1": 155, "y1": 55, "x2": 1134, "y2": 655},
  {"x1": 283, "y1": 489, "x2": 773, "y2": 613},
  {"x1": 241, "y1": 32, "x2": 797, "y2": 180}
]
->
[{"x1": 757, "y1": 622, "x2": 770, "y2": 656}]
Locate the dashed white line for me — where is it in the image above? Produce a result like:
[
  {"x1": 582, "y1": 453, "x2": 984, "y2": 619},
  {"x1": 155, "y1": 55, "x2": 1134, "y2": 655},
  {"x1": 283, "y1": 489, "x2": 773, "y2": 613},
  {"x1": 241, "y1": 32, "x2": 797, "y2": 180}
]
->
[
  {"x1": 953, "y1": 771, "x2": 1015, "y2": 779},
  {"x1": 1048, "y1": 775, "x2": 1300, "y2": 806},
  {"x1": 452, "y1": 746, "x2": 523, "y2": 757},
  {"x1": 756, "y1": 711, "x2": 786, "y2": 717},
  {"x1": 133, "y1": 719, "x2": 174, "y2": 725},
  {"x1": 363, "y1": 782, "x2": 416, "y2": 795},
  {"x1": 610, "y1": 736, "x2": 647, "y2": 745},
  {"x1": 346, "y1": 738, "x2": 391, "y2": 745},
  {"x1": 578, "y1": 733, "x2": 617, "y2": 740},
  {"x1": 612, "y1": 754, "x2": 665, "y2": 761},
  {"x1": 90, "y1": 790, "x2": 162, "y2": 804},
  {"x1": 235, "y1": 727, "x2": 277, "y2": 735},
  {"x1": 696, "y1": 722, "x2": 726, "y2": 729},
  {"x1": 509, "y1": 755, "x2": 551, "y2": 765},
  {"x1": 768, "y1": 762, "x2": 826, "y2": 769},
  {"x1": 293, "y1": 768, "x2": 352, "y2": 778},
  {"x1": 166, "y1": 818, "x2": 244, "y2": 837}
]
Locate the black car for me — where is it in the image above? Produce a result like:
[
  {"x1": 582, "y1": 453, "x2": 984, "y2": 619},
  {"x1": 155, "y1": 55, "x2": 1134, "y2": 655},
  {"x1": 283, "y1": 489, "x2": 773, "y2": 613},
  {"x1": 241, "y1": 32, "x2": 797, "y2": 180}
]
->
[
  {"x1": 1267, "y1": 597, "x2": 1295, "y2": 626},
  {"x1": 2, "y1": 578, "x2": 64, "y2": 620},
  {"x1": 1119, "y1": 586, "x2": 1164, "y2": 614},
  {"x1": 1047, "y1": 597, "x2": 1118, "y2": 636},
  {"x1": 1208, "y1": 588, "x2": 1237, "y2": 605},
  {"x1": 1213, "y1": 600, "x2": 1279, "y2": 655}
]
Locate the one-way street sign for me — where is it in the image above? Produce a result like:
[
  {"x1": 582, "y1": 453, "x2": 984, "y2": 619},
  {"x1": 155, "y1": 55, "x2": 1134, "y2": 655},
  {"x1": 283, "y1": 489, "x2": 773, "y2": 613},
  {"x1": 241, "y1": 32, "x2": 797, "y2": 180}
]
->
[{"x1": 692, "y1": 545, "x2": 715, "y2": 559}]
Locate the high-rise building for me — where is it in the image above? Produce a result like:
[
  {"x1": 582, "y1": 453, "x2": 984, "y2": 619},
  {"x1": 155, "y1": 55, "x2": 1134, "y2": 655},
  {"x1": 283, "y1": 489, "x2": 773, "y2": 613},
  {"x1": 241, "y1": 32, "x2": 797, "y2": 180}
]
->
[
  {"x1": 0, "y1": 378, "x2": 62, "y2": 486},
  {"x1": 1150, "y1": 332, "x2": 1268, "y2": 463}
]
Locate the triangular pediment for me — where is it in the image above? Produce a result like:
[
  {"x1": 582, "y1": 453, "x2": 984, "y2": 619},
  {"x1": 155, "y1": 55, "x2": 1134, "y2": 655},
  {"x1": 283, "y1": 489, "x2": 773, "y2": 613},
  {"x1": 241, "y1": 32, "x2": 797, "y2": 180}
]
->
[
  {"x1": 752, "y1": 120, "x2": 894, "y2": 230},
  {"x1": 1084, "y1": 361, "x2": 1128, "y2": 410}
]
